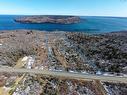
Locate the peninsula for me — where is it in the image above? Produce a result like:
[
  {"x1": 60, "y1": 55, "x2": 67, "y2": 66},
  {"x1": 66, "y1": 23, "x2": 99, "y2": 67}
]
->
[{"x1": 15, "y1": 15, "x2": 81, "y2": 24}]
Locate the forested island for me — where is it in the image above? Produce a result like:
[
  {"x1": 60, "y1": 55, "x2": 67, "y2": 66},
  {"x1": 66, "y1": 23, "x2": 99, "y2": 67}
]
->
[{"x1": 15, "y1": 15, "x2": 81, "y2": 24}]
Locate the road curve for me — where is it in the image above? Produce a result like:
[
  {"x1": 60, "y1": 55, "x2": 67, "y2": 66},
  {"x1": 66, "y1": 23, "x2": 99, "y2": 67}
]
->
[{"x1": 0, "y1": 68, "x2": 127, "y2": 83}]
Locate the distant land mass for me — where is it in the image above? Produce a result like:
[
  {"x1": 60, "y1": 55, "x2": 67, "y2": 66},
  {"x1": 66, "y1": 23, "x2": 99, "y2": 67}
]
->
[{"x1": 14, "y1": 15, "x2": 81, "y2": 24}]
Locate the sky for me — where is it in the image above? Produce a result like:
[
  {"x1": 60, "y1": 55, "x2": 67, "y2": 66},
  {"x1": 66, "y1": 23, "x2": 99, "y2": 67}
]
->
[{"x1": 0, "y1": 0, "x2": 127, "y2": 17}]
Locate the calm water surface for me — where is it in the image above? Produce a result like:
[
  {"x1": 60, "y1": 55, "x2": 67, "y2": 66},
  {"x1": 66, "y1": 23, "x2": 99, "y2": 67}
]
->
[{"x1": 0, "y1": 15, "x2": 127, "y2": 33}]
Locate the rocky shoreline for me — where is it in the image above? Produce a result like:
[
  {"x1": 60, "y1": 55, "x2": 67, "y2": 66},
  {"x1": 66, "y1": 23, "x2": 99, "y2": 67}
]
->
[{"x1": 14, "y1": 15, "x2": 81, "y2": 24}]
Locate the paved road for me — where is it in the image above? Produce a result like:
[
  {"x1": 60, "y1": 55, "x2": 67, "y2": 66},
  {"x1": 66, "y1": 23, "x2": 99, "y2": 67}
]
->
[{"x1": 0, "y1": 68, "x2": 127, "y2": 83}]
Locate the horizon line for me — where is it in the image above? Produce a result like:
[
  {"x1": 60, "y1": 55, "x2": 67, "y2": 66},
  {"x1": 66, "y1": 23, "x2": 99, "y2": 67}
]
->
[{"x1": 0, "y1": 14, "x2": 127, "y2": 18}]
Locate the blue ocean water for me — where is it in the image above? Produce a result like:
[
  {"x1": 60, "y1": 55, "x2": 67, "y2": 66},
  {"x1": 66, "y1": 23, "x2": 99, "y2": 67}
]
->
[{"x1": 0, "y1": 15, "x2": 127, "y2": 33}]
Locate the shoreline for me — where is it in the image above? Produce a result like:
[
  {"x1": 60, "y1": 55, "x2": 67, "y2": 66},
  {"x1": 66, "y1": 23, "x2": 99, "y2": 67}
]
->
[{"x1": 0, "y1": 29, "x2": 127, "y2": 34}]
